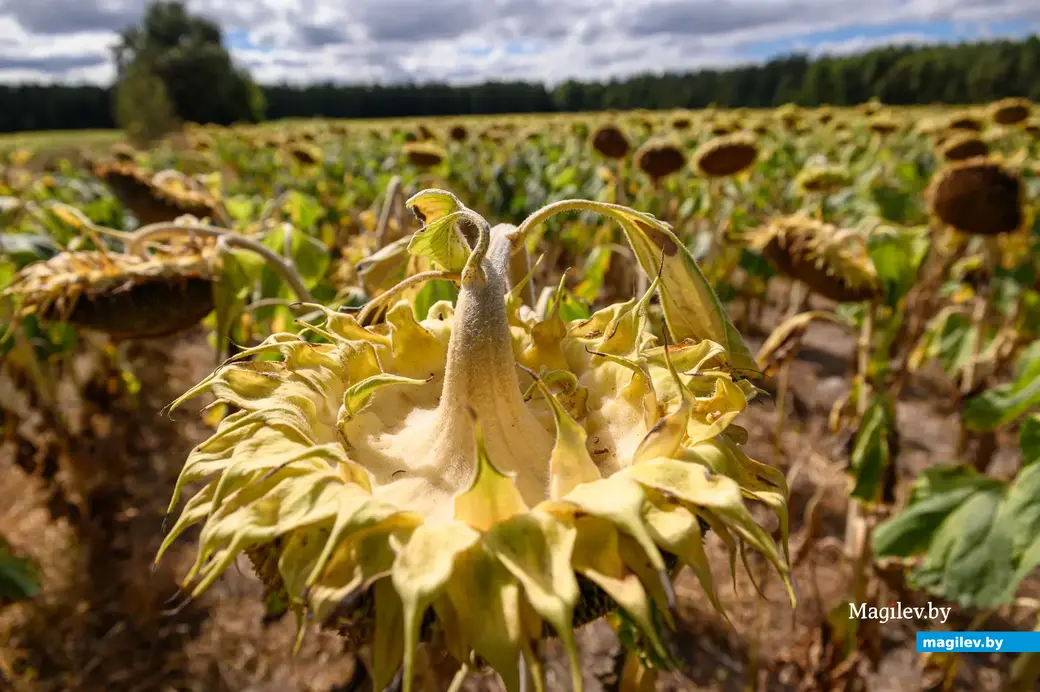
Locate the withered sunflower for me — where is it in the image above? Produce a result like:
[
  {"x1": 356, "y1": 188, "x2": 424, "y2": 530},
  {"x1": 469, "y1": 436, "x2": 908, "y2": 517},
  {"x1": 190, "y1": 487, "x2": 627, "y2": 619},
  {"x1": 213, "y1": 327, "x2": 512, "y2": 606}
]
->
[
  {"x1": 794, "y1": 164, "x2": 852, "y2": 195},
  {"x1": 746, "y1": 215, "x2": 881, "y2": 303},
  {"x1": 94, "y1": 162, "x2": 222, "y2": 225},
  {"x1": 403, "y1": 142, "x2": 447, "y2": 168},
  {"x1": 693, "y1": 133, "x2": 758, "y2": 178},
  {"x1": 938, "y1": 133, "x2": 989, "y2": 162},
  {"x1": 3, "y1": 244, "x2": 217, "y2": 340},
  {"x1": 589, "y1": 123, "x2": 631, "y2": 159},
  {"x1": 927, "y1": 157, "x2": 1023, "y2": 236},
  {"x1": 988, "y1": 97, "x2": 1031, "y2": 126},
  {"x1": 634, "y1": 138, "x2": 686, "y2": 182},
  {"x1": 157, "y1": 191, "x2": 790, "y2": 691}
]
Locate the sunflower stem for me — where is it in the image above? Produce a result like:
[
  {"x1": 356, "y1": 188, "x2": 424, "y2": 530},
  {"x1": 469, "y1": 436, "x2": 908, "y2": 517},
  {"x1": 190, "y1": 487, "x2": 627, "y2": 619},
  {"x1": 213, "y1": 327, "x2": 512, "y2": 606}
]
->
[
  {"x1": 126, "y1": 223, "x2": 316, "y2": 303},
  {"x1": 374, "y1": 175, "x2": 403, "y2": 249},
  {"x1": 357, "y1": 270, "x2": 461, "y2": 325}
]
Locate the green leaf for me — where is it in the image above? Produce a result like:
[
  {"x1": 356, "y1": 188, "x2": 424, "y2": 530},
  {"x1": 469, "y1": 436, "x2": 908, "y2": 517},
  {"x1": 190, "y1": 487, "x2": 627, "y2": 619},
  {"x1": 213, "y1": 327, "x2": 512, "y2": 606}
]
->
[
  {"x1": 283, "y1": 190, "x2": 323, "y2": 231},
  {"x1": 260, "y1": 223, "x2": 331, "y2": 300},
  {"x1": 224, "y1": 195, "x2": 257, "y2": 226},
  {"x1": 907, "y1": 482, "x2": 1012, "y2": 607},
  {"x1": 0, "y1": 538, "x2": 40, "y2": 605},
  {"x1": 849, "y1": 394, "x2": 895, "y2": 502},
  {"x1": 1021, "y1": 415, "x2": 1040, "y2": 467},
  {"x1": 963, "y1": 342, "x2": 1040, "y2": 432},
  {"x1": 866, "y1": 225, "x2": 928, "y2": 304},
  {"x1": 875, "y1": 457, "x2": 1040, "y2": 608},
  {"x1": 874, "y1": 465, "x2": 1001, "y2": 557},
  {"x1": 0, "y1": 233, "x2": 58, "y2": 268},
  {"x1": 213, "y1": 250, "x2": 255, "y2": 357},
  {"x1": 413, "y1": 279, "x2": 458, "y2": 321},
  {"x1": 406, "y1": 210, "x2": 472, "y2": 272}
]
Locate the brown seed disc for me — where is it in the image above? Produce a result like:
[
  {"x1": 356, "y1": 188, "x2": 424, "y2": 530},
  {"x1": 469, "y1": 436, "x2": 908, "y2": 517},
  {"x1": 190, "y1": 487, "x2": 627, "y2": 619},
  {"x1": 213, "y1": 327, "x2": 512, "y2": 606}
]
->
[
  {"x1": 928, "y1": 158, "x2": 1023, "y2": 236},
  {"x1": 939, "y1": 134, "x2": 989, "y2": 162},
  {"x1": 946, "y1": 114, "x2": 983, "y2": 132},
  {"x1": 50, "y1": 277, "x2": 214, "y2": 340},
  {"x1": 95, "y1": 162, "x2": 219, "y2": 225},
  {"x1": 589, "y1": 124, "x2": 630, "y2": 159},
  {"x1": 989, "y1": 98, "x2": 1031, "y2": 126},
  {"x1": 448, "y1": 124, "x2": 468, "y2": 142},
  {"x1": 634, "y1": 139, "x2": 686, "y2": 181},
  {"x1": 290, "y1": 145, "x2": 319, "y2": 165},
  {"x1": 752, "y1": 217, "x2": 881, "y2": 303},
  {"x1": 403, "y1": 142, "x2": 446, "y2": 168},
  {"x1": 671, "y1": 115, "x2": 692, "y2": 130},
  {"x1": 693, "y1": 134, "x2": 758, "y2": 177}
]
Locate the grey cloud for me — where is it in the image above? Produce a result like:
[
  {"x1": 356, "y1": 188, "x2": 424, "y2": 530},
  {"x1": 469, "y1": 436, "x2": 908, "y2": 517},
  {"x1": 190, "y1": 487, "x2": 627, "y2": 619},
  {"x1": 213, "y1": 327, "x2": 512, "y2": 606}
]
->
[
  {"x1": 357, "y1": 0, "x2": 485, "y2": 42},
  {"x1": 296, "y1": 24, "x2": 347, "y2": 47},
  {"x1": 5, "y1": 0, "x2": 140, "y2": 34},
  {"x1": 0, "y1": 53, "x2": 107, "y2": 70},
  {"x1": 619, "y1": 0, "x2": 820, "y2": 38}
]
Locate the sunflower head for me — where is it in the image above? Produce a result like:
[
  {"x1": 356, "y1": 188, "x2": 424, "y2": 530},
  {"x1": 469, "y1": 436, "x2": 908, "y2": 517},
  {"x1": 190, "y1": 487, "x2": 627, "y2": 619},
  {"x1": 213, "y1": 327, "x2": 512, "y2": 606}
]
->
[
  {"x1": 938, "y1": 133, "x2": 989, "y2": 162},
  {"x1": 3, "y1": 244, "x2": 216, "y2": 340},
  {"x1": 988, "y1": 97, "x2": 1031, "y2": 126},
  {"x1": 448, "y1": 124, "x2": 468, "y2": 142},
  {"x1": 746, "y1": 215, "x2": 881, "y2": 303},
  {"x1": 867, "y1": 113, "x2": 900, "y2": 135},
  {"x1": 945, "y1": 113, "x2": 983, "y2": 132},
  {"x1": 403, "y1": 142, "x2": 447, "y2": 168},
  {"x1": 670, "y1": 113, "x2": 692, "y2": 131},
  {"x1": 634, "y1": 137, "x2": 686, "y2": 182},
  {"x1": 927, "y1": 157, "x2": 1023, "y2": 236},
  {"x1": 289, "y1": 144, "x2": 321, "y2": 166},
  {"x1": 794, "y1": 164, "x2": 853, "y2": 195},
  {"x1": 94, "y1": 162, "x2": 221, "y2": 225},
  {"x1": 693, "y1": 133, "x2": 758, "y2": 178},
  {"x1": 157, "y1": 190, "x2": 790, "y2": 691},
  {"x1": 589, "y1": 123, "x2": 631, "y2": 159}
]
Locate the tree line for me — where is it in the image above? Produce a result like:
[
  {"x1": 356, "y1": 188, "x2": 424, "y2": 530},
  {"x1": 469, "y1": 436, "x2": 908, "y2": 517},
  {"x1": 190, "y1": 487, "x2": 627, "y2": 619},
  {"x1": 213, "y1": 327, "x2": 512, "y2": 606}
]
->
[{"x1": 1, "y1": 29, "x2": 1037, "y2": 134}]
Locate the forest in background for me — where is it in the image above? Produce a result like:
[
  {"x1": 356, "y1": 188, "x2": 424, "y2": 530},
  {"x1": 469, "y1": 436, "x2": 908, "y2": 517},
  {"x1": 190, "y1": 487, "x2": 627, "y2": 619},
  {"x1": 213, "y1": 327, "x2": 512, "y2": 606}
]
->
[{"x1": 1, "y1": 33, "x2": 1038, "y2": 133}]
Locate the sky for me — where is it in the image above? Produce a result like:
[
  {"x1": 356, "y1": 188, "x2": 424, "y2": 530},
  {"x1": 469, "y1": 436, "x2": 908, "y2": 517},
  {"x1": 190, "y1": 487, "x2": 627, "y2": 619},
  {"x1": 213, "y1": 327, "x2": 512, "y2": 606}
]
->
[{"x1": 0, "y1": 0, "x2": 1038, "y2": 86}]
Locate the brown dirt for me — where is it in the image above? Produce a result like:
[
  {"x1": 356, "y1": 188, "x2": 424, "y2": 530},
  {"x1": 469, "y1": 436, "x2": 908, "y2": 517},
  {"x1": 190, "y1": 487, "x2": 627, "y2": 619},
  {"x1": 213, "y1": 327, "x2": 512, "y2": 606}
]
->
[{"x1": 0, "y1": 297, "x2": 1032, "y2": 691}]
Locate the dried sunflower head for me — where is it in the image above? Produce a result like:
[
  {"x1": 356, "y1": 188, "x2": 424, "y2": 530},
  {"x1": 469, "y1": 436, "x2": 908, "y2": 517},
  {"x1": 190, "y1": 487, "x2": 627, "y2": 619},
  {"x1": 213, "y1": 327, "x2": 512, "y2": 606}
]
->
[
  {"x1": 157, "y1": 191, "x2": 790, "y2": 691},
  {"x1": 589, "y1": 123, "x2": 631, "y2": 159},
  {"x1": 94, "y1": 162, "x2": 221, "y2": 225},
  {"x1": 988, "y1": 97, "x2": 1031, "y2": 126},
  {"x1": 289, "y1": 144, "x2": 321, "y2": 166},
  {"x1": 794, "y1": 164, "x2": 852, "y2": 195},
  {"x1": 945, "y1": 113, "x2": 983, "y2": 132},
  {"x1": 4, "y1": 244, "x2": 216, "y2": 340},
  {"x1": 110, "y1": 142, "x2": 137, "y2": 163},
  {"x1": 402, "y1": 142, "x2": 447, "y2": 168},
  {"x1": 746, "y1": 215, "x2": 881, "y2": 303},
  {"x1": 938, "y1": 133, "x2": 989, "y2": 162},
  {"x1": 927, "y1": 157, "x2": 1023, "y2": 236},
  {"x1": 868, "y1": 114, "x2": 899, "y2": 135},
  {"x1": 693, "y1": 133, "x2": 758, "y2": 178},
  {"x1": 670, "y1": 113, "x2": 692, "y2": 131},
  {"x1": 634, "y1": 137, "x2": 686, "y2": 182}
]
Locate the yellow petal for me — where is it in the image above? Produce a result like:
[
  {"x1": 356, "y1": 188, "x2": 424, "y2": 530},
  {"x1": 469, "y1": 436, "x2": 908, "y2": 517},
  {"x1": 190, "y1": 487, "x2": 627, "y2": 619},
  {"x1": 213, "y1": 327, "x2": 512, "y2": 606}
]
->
[
  {"x1": 392, "y1": 522, "x2": 480, "y2": 692},
  {"x1": 453, "y1": 418, "x2": 529, "y2": 531},
  {"x1": 485, "y1": 512, "x2": 582, "y2": 692}
]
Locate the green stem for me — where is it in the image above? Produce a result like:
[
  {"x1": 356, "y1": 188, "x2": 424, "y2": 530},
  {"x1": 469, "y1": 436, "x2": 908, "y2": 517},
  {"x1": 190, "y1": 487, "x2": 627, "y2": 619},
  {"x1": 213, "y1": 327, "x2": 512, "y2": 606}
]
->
[{"x1": 127, "y1": 223, "x2": 316, "y2": 304}]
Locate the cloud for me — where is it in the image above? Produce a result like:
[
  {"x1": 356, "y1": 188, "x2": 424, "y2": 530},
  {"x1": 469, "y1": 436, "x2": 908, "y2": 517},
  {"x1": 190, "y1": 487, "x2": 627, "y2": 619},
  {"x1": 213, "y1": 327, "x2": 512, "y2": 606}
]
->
[{"x1": 0, "y1": 0, "x2": 1037, "y2": 85}]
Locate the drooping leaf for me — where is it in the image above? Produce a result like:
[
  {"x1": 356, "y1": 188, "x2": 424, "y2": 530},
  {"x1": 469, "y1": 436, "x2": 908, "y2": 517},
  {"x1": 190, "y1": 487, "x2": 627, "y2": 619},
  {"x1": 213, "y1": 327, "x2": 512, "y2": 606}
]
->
[
  {"x1": 963, "y1": 342, "x2": 1040, "y2": 432},
  {"x1": 849, "y1": 394, "x2": 896, "y2": 502}
]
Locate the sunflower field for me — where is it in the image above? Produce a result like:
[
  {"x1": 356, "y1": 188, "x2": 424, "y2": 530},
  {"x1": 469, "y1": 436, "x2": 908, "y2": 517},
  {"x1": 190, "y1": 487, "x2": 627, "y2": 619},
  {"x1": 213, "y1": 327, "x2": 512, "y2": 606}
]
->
[{"x1": 1, "y1": 99, "x2": 1038, "y2": 691}]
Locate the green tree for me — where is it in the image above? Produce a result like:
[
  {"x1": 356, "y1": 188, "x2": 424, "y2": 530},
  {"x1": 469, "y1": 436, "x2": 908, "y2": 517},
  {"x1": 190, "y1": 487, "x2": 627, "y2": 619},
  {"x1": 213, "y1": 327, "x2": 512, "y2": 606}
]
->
[
  {"x1": 114, "y1": 59, "x2": 179, "y2": 145},
  {"x1": 112, "y1": 1, "x2": 264, "y2": 128}
]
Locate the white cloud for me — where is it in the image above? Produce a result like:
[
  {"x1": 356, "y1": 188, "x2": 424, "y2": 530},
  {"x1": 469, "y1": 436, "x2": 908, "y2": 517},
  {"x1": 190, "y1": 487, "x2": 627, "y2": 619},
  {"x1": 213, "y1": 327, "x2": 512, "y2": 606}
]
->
[{"x1": 0, "y1": 0, "x2": 1037, "y2": 85}]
